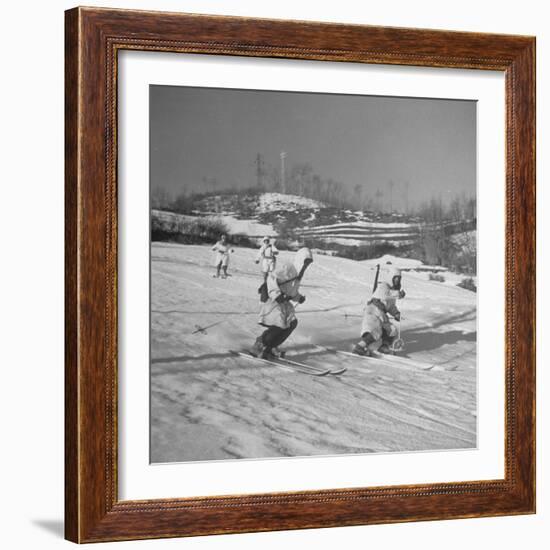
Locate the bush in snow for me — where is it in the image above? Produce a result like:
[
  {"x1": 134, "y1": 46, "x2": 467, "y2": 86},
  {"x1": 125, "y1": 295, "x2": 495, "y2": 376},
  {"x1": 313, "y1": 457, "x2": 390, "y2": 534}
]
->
[
  {"x1": 457, "y1": 277, "x2": 477, "y2": 293},
  {"x1": 187, "y1": 217, "x2": 228, "y2": 239},
  {"x1": 429, "y1": 273, "x2": 446, "y2": 283},
  {"x1": 171, "y1": 193, "x2": 198, "y2": 214},
  {"x1": 336, "y1": 242, "x2": 400, "y2": 261},
  {"x1": 229, "y1": 232, "x2": 258, "y2": 248},
  {"x1": 151, "y1": 215, "x2": 229, "y2": 244}
]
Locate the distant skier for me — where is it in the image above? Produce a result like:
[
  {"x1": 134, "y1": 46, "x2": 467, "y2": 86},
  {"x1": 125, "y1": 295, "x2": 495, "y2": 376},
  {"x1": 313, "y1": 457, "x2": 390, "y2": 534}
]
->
[
  {"x1": 211, "y1": 234, "x2": 234, "y2": 279},
  {"x1": 255, "y1": 236, "x2": 279, "y2": 282},
  {"x1": 353, "y1": 266, "x2": 406, "y2": 356},
  {"x1": 252, "y1": 247, "x2": 313, "y2": 359}
]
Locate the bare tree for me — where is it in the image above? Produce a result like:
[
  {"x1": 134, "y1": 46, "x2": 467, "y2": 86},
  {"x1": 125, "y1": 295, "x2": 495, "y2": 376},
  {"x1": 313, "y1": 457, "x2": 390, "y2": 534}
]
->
[
  {"x1": 459, "y1": 230, "x2": 477, "y2": 274},
  {"x1": 464, "y1": 196, "x2": 476, "y2": 220},
  {"x1": 200, "y1": 176, "x2": 221, "y2": 193},
  {"x1": 418, "y1": 224, "x2": 455, "y2": 266},
  {"x1": 403, "y1": 181, "x2": 410, "y2": 214},
  {"x1": 262, "y1": 163, "x2": 280, "y2": 192},
  {"x1": 417, "y1": 197, "x2": 445, "y2": 223},
  {"x1": 353, "y1": 184, "x2": 363, "y2": 209},
  {"x1": 362, "y1": 193, "x2": 374, "y2": 212},
  {"x1": 375, "y1": 188, "x2": 384, "y2": 212},
  {"x1": 289, "y1": 163, "x2": 313, "y2": 196},
  {"x1": 311, "y1": 174, "x2": 322, "y2": 202},
  {"x1": 151, "y1": 186, "x2": 173, "y2": 210},
  {"x1": 449, "y1": 195, "x2": 462, "y2": 222},
  {"x1": 254, "y1": 153, "x2": 265, "y2": 190}
]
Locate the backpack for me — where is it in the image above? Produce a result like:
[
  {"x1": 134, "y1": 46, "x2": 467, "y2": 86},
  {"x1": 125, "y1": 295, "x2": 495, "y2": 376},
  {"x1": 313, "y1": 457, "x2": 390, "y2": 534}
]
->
[{"x1": 258, "y1": 282, "x2": 269, "y2": 303}]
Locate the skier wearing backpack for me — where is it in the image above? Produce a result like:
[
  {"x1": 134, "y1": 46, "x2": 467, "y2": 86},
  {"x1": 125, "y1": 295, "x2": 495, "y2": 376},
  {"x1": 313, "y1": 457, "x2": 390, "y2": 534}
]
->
[
  {"x1": 353, "y1": 265, "x2": 406, "y2": 356},
  {"x1": 251, "y1": 247, "x2": 313, "y2": 359},
  {"x1": 255, "y1": 236, "x2": 279, "y2": 282}
]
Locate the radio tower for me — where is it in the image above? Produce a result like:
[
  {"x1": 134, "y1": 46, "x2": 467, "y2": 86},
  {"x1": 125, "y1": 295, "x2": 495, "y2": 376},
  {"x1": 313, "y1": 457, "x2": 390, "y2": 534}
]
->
[{"x1": 280, "y1": 150, "x2": 287, "y2": 194}]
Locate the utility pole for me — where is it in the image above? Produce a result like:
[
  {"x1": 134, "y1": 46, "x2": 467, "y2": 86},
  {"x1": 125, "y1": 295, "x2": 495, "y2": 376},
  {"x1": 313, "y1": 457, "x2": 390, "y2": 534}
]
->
[
  {"x1": 388, "y1": 180, "x2": 394, "y2": 212},
  {"x1": 404, "y1": 181, "x2": 410, "y2": 214},
  {"x1": 280, "y1": 150, "x2": 287, "y2": 194}
]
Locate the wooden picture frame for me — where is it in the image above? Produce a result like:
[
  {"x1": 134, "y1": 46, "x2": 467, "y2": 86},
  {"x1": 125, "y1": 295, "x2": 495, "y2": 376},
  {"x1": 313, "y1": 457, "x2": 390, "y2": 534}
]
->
[{"x1": 65, "y1": 6, "x2": 536, "y2": 543}]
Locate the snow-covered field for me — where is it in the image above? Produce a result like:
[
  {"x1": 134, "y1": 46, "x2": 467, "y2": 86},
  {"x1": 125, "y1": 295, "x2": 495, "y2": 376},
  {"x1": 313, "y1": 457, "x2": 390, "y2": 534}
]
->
[
  {"x1": 152, "y1": 209, "x2": 276, "y2": 239},
  {"x1": 362, "y1": 254, "x2": 451, "y2": 274},
  {"x1": 151, "y1": 243, "x2": 477, "y2": 463},
  {"x1": 218, "y1": 215, "x2": 275, "y2": 238},
  {"x1": 297, "y1": 220, "x2": 420, "y2": 246},
  {"x1": 295, "y1": 218, "x2": 473, "y2": 247}
]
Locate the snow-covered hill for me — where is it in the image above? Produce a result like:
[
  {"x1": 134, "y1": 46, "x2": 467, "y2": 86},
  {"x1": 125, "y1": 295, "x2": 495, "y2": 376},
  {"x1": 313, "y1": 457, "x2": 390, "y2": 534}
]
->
[
  {"x1": 153, "y1": 192, "x2": 475, "y2": 251},
  {"x1": 256, "y1": 192, "x2": 325, "y2": 212},
  {"x1": 150, "y1": 243, "x2": 477, "y2": 463}
]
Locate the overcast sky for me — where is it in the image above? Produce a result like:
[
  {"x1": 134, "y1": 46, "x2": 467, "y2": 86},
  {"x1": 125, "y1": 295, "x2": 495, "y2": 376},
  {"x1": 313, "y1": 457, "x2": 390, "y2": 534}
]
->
[{"x1": 150, "y1": 85, "x2": 476, "y2": 209}]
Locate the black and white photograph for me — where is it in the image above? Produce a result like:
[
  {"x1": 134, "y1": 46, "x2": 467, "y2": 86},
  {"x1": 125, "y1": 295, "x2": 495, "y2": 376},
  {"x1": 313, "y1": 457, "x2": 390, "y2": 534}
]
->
[
  {"x1": 3, "y1": 0, "x2": 543, "y2": 547},
  {"x1": 149, "y1": 85, "x2": 478, "y2": 464}
]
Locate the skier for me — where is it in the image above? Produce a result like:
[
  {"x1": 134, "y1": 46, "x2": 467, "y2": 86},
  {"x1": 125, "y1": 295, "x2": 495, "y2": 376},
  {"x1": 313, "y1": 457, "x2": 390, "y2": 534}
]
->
[
  {"x1": 255, "y1": 236, "x2": 279, "y2": 282},
  {"x1": 376, "y1": 265, "x2": 406, "y2": 315},
  {"x1": 252, "y1": 247, "x2": 313, "y2": 359},
  {"x1": 353, "y1": 266, "x2": 405, "y2": 356},
  {"x1": 211, "y1": 234, "x2": 234, "y2": 279}
]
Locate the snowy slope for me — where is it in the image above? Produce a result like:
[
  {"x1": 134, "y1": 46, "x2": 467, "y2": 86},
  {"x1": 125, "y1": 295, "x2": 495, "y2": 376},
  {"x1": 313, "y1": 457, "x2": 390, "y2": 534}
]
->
[
  {"x1": 362, "y1": 254, "x2": 425, "y2": 269},
  {"x1": 218, "y1": 215, "x2": 275, "y2": 237},
  {"x1": 152, "y1": 208, "x2": 276, "y2": 239},
  {"x1": 296, "y1": 220, "x2": 420, "y2": 246},
  {"x1": 150, "y1": 243, "x2": 477, "y2": 462},
  {"x1": 361, "y1": 254, "x2": 477, "y2": 288},
  {"x1": 153, "y1": 193, "x2": 474, "y2": 249}
]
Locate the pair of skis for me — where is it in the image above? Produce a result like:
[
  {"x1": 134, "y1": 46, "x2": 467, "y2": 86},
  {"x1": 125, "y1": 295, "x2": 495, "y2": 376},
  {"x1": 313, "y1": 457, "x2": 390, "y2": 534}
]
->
[
  {"x1": 230, "y1": 350, "x2": 346, "y2": 377},
  {"x1": 230, "y1": 345, "x2": 444, "y2": 376},
  {"x1": 315, "y1": 345, "x2": 442, "y2": 372}
]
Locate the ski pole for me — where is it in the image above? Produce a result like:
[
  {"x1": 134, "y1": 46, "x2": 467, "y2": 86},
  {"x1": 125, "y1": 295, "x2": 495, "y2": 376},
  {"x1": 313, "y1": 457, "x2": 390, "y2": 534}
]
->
[
  {"x1": 391, "y1": 318, "x2": 405, "y2": 352},
  {"x1": 372, "y1": 264, "x2": 380, "y2": 293}
]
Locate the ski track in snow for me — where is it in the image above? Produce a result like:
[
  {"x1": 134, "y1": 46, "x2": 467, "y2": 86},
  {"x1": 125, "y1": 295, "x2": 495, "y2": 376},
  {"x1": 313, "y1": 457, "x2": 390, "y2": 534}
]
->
[{"x1": 150, "y1": 242, "x2": 477, "y2": 463}]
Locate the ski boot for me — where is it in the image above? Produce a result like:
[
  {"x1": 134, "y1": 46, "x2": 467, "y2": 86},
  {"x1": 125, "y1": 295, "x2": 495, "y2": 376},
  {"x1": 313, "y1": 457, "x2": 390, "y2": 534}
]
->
[
  {"x1": 270, "y1": 347, "x2": 286, "y2": 359},
  {"x1": 352, "y1": 342, "x2": 372, "y2": 357},
  {"x1": 250, "y1": 337, "x2": 266, "y2": 358},
  {"x1": 262, "y1": 348, "x2": 279, "y2": 360},
  {"x1": 378, "y1": 344, "x2": 394, "y2": 355}
]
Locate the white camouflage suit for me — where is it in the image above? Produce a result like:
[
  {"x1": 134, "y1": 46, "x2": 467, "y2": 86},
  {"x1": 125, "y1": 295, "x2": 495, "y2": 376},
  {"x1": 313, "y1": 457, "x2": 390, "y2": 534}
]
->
[
  {"x1": 259, "y1": 248, "x2": 312, "y2": 329},
  {"x1": 211, "y1": 241, "x2": 231, "y2": 267},
  {"x1": 256, "y1": 240, "x2": 278, "y2": 274},
  {"x1": 360, "y1": 282, "x2": 400, "y2": 341},
  {"x1": 360, "y1": 266, "x2": 404, "y2": 344}
]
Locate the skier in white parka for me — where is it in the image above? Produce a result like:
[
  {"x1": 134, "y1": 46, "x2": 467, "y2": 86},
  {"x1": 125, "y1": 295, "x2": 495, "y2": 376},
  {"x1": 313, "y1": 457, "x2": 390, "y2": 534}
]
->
[
  {"x1": 255, "y1": 236, "x2": 279, "y2": 282},
  {"x1": 353, "y1": 266, "x2": 406, "y2": 356},
  {"x1": 252, "y1": 247, "x2": 313, "y2": 359},
  {"x1": 211, "y1": 234, "x2": 234, "y2": 278}
]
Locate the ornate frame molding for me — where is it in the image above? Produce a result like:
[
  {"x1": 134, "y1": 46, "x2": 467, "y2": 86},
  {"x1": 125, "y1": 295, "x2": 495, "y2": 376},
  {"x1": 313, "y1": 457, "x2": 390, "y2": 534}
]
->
[{"x1": 65, "y1": 7, "x2": 535, "y2": 542}]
